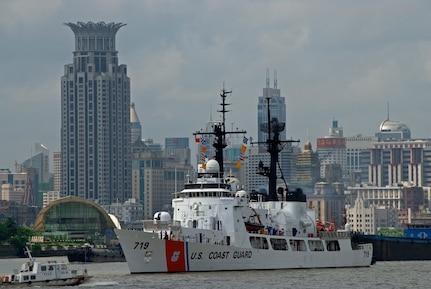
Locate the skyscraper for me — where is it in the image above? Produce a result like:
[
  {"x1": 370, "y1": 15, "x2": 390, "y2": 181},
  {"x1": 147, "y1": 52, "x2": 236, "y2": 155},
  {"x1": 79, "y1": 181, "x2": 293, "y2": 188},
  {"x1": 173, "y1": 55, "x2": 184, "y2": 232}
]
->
[
  {"x1": 61, "y1": 21, "x2": 132, "y2": 205},
  {"x1": 257, "y1": 70, "x2": 286, "y2": 151},
  {"x1": 21, "y1": 142, "x2": 50, "y2": 184},
  {"x1": 130, "y1": 102, "x2": 142, "y2": 144}
]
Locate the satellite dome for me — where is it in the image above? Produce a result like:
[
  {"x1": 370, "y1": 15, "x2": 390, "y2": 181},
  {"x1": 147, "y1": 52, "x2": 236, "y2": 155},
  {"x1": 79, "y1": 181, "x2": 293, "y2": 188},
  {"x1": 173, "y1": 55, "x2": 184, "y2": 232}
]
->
[
  {"x1": 153, "y1": 211, "x2": 171, "y2": 222},
  {"x1": 205, "y1": 159, "x2": 220, "y2": 174}
]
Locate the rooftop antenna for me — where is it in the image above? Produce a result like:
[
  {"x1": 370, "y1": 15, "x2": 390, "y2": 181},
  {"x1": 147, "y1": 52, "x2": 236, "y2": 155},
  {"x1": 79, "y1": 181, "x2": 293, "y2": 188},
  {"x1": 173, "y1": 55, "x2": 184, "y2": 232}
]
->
[
  {"x1": 266, "y1": 68, "x2": 270, "y2": 89},
  {"x1": 274, "y1": 69, "x2": 277, "y2": 89},
  {"x1": 387, "y1": 101, "x2": 390, "y2": 120}
]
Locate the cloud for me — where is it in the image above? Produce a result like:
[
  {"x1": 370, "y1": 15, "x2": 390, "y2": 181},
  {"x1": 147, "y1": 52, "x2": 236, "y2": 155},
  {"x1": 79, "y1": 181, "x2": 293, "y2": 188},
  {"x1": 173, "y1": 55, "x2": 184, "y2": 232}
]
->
[
  {"x1": 0, "y1": 0, "x2": 62, "y2": 34},
  {"x1": 1, "y1": 0, "x2": 431, "y2": 170}
]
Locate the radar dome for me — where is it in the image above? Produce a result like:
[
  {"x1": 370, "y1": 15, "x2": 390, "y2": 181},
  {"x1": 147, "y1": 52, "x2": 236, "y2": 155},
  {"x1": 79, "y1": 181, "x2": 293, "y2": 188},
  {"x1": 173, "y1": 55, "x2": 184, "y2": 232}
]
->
[
  {"x1": 205, "y1": 159, "x2": 220, "y2": 173},
  {"x1": 236, "y1": 190, "x2": 247, "y2": 197},
  {"x1": 153, "y1": 211, "x2": 171, "y2": 222}
]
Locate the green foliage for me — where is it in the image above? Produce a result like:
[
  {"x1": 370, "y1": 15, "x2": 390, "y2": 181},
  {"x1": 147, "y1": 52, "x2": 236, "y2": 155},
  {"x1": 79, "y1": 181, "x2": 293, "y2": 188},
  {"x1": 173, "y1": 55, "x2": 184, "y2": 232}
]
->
[
  {"x1": 32, "y1": 243, "x2": 42, "y2": 252},
  {"x1": 0, "y1": 218, "x2": 18, "y2": 242},
  {"x1": 0, "y1": 218, "x2": 36, "y2": 255},
  {"x1": 376, "y1": 227, "x2": 405, "y2": 237}
]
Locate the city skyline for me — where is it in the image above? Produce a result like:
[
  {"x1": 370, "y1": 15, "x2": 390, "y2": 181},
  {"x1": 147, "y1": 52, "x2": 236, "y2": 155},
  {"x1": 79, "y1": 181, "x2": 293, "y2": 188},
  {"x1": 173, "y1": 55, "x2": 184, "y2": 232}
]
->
[{"x1": 1, "y1": 1, "x2": 431, "y2": 171}]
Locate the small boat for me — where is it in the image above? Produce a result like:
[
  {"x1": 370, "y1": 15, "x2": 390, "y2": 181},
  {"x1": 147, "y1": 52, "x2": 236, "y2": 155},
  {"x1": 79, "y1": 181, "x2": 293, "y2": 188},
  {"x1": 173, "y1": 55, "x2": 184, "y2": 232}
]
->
[{"x1": 0, "y1": 247, "x2": 91, "y2": 286}]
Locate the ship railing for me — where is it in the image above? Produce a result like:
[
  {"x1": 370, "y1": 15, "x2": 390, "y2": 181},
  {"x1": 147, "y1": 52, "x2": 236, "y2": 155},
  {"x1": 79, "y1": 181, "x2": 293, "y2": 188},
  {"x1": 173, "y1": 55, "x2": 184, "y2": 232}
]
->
[
  {"x1": 143, "y1": 220, "x2": 181, "y2": 231},
  {"x1": 319, "y1": 231, "x2": 352, "y2": 240}
]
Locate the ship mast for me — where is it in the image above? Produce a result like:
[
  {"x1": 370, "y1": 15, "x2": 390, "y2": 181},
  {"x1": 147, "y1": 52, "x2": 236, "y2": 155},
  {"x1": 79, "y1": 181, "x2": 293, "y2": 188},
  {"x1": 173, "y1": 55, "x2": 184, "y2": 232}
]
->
[
  {"x1": 256, "y1": 96, "x2": 299, "y2": 201},
  {"x1": 194, "y1": 86, "x2": 246, "y2": 176}
]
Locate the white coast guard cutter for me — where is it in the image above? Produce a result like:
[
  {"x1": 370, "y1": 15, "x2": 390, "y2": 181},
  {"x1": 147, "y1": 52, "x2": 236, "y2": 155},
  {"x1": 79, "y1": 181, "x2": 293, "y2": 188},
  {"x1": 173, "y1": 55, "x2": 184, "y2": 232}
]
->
[{"x1": 114, "y1": 88, "x2": 373, "y2": 273}]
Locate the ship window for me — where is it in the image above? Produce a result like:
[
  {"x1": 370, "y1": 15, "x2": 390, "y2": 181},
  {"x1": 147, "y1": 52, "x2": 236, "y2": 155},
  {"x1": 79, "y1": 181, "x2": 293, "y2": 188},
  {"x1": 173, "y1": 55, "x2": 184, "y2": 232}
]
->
[
  {"x1": 31, "y1": 275, "x2": 36, "y2": 280},
  {"x1": 308, "y1": 240, "x2": 324, "y2": 251},
  {"x1": 326, "y1": 240, "x2": 340, "y2": 251},
  {"x1": 41, "y1": 265, "x2": 46, "y2": 271},
  {"x1": 270, "y1": 238, "x2": 288, "y2": 250},
  {"x1": 249, "y1": 236, "x2": 269, "y2": 250},
  {"x1": 290, "y1": 239, "x2": 307, "y2": 251}
]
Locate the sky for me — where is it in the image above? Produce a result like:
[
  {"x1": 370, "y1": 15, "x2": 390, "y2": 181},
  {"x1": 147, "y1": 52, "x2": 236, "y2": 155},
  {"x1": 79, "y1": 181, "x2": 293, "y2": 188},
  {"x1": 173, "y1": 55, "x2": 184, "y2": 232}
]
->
[{"x1": 1, "y1": 0, "x2": 431, "y2": 171}]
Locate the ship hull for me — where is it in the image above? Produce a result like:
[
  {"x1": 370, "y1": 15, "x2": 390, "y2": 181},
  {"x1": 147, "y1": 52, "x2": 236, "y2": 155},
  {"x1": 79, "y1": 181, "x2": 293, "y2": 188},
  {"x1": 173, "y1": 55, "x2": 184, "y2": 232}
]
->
[{"x1": 115, "y1": 229, "x2": 373, "y2": 273}]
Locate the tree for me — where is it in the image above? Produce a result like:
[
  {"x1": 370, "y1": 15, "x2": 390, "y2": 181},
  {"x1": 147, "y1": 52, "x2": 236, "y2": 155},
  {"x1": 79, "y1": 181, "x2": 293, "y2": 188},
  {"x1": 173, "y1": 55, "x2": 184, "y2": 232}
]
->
[
  {"x1": 376, "y1": 227, "x2": 405, "y2": 237},
  {"x1": 0, "y1": 218, "x2": 17, "y2": 242},
  {"x1": 0, "y1": 218, "x2": 36, "y2": 256}
]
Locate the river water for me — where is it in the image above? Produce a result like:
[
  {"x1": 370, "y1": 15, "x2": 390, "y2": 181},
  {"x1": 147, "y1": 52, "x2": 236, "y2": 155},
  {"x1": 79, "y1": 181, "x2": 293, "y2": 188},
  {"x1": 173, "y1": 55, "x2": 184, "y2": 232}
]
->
[{"x1": 1, "y1": 260, "x2": 429, "y2": 288}]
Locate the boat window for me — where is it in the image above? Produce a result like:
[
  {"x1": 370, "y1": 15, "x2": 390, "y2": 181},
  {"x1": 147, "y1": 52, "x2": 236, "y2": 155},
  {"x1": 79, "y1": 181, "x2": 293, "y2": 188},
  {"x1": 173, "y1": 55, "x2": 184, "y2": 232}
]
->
[
  {"x1": 308, "y1": 240, "x2": 325, "y2": 251},
  {"x1": 290, "y1": 239, "x2": 307, "y2": 251},
  {"x1": 41, "y1": 265, "x2": 46, "y2": 271},
  {"x1": 61, "y1": 264, "x2": 68, "y2": 270},
  {"x1": 326, "y1": 240, "x2": 340, "y2": 251},
  {"x1": 31, "y1": 275, "x2": 36, "y2": 280},
  {"x1": 23, "y1": 276, "x2": 29, "y2": 281},
  {"x1": 270, "y1": 238, "x2": 288, "y2": 250},
  {"x1": 249, "y1": 236, "x2": 269, "y2": 250}
]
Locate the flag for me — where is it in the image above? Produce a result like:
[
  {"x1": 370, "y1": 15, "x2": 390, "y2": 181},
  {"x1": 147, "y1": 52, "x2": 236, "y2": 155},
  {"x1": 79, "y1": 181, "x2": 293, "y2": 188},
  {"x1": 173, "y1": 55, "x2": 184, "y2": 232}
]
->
[
  {"x1": 239, "y1": 154, "x2": 245, "y2": 161},
  {"x1": 243, "y1": 136, "x2": 248, "y2": 144},
  {"x1": 200, "y1": 138, "x2": 206, "y2": 145},
  {"x1": 236, "y1": 161, "x2": 242, "y2": 169},
  {"x1": 195, "y1": 137, "x2": 200, "y2": 143},
  {"x1": 241, "y1": 144, "x2": 247, "y2": 153},
  {"x1": 201, "y1": 146, "x2": 207, "y2": 153}
]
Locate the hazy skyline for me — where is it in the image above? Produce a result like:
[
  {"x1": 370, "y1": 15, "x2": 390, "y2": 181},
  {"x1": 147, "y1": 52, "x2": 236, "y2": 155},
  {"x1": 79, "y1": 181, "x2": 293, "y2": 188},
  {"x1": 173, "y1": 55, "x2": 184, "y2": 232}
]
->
[{"x1": 1, "y1": 0, "x2": 431, "y2": 171}]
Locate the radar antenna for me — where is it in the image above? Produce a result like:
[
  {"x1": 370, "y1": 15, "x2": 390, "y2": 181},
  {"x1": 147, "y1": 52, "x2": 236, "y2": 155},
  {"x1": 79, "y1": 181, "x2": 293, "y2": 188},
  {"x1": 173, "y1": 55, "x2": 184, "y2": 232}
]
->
[
  {"x1": 253, "y1": 95, "x2": 299, "y2": 201},
  {"x1": 193, "y1": 86, "x2": 246, "y2": 176}
]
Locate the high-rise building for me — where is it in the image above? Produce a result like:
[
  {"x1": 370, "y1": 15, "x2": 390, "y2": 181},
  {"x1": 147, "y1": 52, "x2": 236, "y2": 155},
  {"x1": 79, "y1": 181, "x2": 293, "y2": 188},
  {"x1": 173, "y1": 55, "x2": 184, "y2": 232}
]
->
[
  {"x1": 164, "y1": 137, "x2": 191, "y2": 165},
  {"x1": 369, "y1": 139, "x2": 431, "y2": 187},
  {"x1": 345, "y1": 135, "x2": 378, "y2": 186},
  {"x1": 250, "y1": 70, "x2": 299, "y2": 193},
  {"x1": 61, "y1": 21, "x2": 132, "y2": 205},
  {"x1": 0, "y1": 170, "x2": 34, "y2": 205},
  {"x1": 20, "y1": 143, "x2": 50, "y2": 184},
  {"x1": 316, "y1": 119, "x2": 347, "y2": 181},
  {"x1": 257, "y1": 70, "x2": 286, "y2": 152},
  {"x1": 53, "y1": 152, "x2": 61, "y2": 191},
  {"x1": 130, "y1": 102, "x2": 142, "y2": 144},
  {"x1": 290, "y1": 141, "x2": 320, "y2": 194}
]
